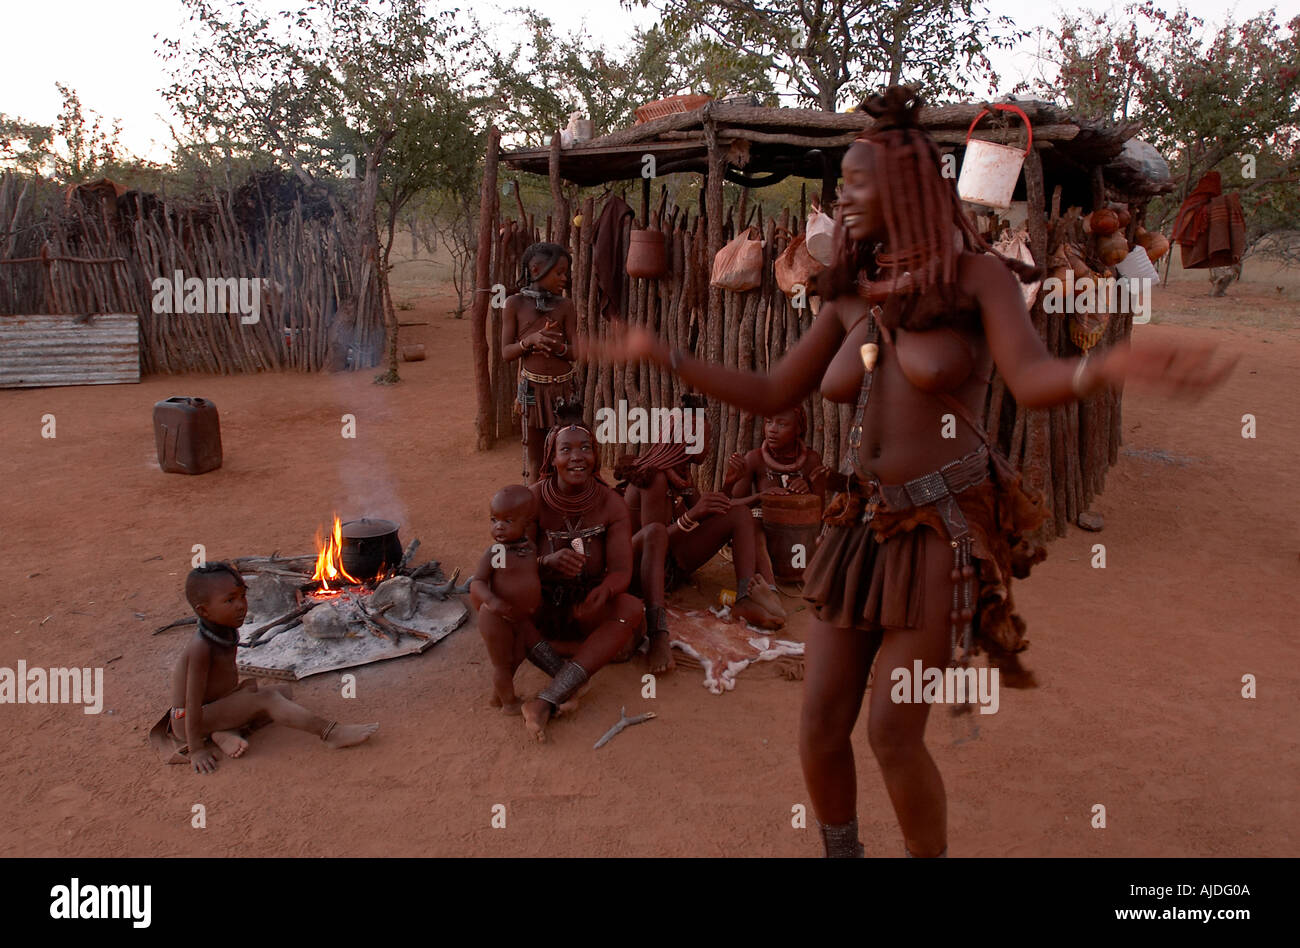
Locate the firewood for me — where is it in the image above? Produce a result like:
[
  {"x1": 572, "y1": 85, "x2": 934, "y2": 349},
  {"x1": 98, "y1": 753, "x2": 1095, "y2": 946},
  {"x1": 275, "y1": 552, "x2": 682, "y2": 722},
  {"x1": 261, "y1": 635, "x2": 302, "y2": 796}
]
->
[
  {"x1": 152, "y1": 616, "x2": 198, "y2": 636},
  {"x1": 247, "y1": 602, "x2": 317, "y2": 646},
  {"x1": 397, "y1": 539, "x2": 421, "y2": 573}
]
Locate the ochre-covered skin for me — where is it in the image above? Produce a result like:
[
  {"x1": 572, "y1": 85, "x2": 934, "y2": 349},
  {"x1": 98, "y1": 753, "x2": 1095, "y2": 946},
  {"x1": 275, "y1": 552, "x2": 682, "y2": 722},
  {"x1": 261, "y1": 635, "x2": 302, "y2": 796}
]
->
[
  {"x1": 595, "y1": 85, "x2": 1233, "y2": 858},
  {"x1": 503, "y1": 250, "x2": 578, "y2": 482},
  {"x1": 521, "y1": 425, "x2": 644, "y2": 742},
  {"x1": 470, "y1": 485, "x2": 544, "y2": 714}
]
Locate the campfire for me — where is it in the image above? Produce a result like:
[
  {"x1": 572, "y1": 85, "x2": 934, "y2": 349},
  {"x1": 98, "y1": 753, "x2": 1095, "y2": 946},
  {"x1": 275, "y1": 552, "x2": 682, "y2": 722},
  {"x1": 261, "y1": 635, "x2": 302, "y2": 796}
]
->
[
  {"x1": 222, "y1": 516, "x2": 467, "y2": 653},
  {"x1": 310, "y1": 516, "x2": 363, "y2": 596},
  {"x1": 149, "y1": 517, "x2": 470, "y2": 681}
]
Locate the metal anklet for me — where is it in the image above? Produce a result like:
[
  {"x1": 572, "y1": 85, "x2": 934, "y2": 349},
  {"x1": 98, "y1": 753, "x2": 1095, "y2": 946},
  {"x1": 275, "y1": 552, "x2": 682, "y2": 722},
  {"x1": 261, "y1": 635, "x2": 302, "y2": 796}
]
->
[
  {"x1": 536, "y1": 661, "x2": 589, "y2": 709},
  {"x1": 818, "y1": 818, "x2": 865, "y2": 858},
  {"x1": 527, "y1": 641, "x2": 565, "y2": 677}
]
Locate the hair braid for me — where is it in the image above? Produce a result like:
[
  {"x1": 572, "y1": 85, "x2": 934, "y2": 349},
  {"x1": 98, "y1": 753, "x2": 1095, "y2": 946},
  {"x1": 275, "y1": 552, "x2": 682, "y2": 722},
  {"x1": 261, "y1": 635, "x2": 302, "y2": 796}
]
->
[{"x1": 823, "y1": 85, "x2": 1043, "y2": 327}]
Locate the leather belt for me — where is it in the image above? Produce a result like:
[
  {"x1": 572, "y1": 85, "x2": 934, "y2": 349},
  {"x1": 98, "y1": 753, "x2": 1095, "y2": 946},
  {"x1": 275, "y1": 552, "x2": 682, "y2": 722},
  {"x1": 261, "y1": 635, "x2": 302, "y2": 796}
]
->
[{"x1": 825, "y1": 445, "x2": 988, "y2": 540}]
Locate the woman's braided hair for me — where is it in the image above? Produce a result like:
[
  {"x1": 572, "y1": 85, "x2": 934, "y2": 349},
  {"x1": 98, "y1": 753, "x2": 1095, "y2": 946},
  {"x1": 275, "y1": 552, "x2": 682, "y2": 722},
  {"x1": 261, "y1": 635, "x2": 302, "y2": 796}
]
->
[{"x1": 819, "y1": 85, "x2": 1041, "y2": 331}]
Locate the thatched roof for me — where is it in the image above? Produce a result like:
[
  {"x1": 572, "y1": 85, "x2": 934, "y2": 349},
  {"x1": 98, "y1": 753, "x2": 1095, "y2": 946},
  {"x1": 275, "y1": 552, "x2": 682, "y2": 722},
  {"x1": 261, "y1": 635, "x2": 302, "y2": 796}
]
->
[{"x1": 501, "y1": 99, "x2": 1173, "y2": 202}]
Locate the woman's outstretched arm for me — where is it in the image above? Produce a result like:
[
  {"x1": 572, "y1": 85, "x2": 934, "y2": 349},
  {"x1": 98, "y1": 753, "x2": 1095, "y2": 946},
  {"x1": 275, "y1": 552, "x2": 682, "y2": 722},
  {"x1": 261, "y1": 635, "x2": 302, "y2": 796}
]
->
[
  {"x1": 602, "y1": 304, "x2": 847, "y2": 416},
  {"x1": 977, "y1": 253, "x2": 1236, "y2": 407}
]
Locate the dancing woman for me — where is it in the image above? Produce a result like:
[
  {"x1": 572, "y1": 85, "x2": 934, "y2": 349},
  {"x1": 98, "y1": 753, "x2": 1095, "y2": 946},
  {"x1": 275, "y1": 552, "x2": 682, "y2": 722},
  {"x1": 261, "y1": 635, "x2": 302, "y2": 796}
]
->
[
  {"x1": 601, "y1": 86, "x2": 1233, "y2": 856},
  {"x1": 504, "y1": 243, "x2": 578, "y2": 483}
]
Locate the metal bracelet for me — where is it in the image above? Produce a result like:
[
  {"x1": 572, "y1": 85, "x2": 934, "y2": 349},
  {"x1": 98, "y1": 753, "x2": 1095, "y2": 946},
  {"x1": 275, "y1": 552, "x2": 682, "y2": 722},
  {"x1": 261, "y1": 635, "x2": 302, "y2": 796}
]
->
[{"x1": 1071, "y1": 352, "x2": 1091, "y2": 397}]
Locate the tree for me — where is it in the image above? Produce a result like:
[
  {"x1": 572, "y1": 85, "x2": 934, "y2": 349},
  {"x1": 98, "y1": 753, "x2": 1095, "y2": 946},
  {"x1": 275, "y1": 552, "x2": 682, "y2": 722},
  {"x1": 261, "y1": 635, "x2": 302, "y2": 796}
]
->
[
  {"x1": 481, "y1": 12, "x2": 776, "y2": 145},
  {"x1": 1026, "y1": 3, "x2": 1299, "y2": 294},
  {"x1": 1018, "y1": 14, "x2": 1152, "y2": 121},
  {"x1": 1129, "y1": 4, "x2": 1300, "y2": 238},
  {"x1": 0, "y1": 115, "x2": 53, "y2": 176},
  {"x1": 161, "y1": 0, "x2": 484, "y2": 379},
  {"x1": 0, "y1": 85, "x2": 124, "y2": 182},
  {"x1": 630, "y1": 0, "x2": 1025, "y2": 110}
]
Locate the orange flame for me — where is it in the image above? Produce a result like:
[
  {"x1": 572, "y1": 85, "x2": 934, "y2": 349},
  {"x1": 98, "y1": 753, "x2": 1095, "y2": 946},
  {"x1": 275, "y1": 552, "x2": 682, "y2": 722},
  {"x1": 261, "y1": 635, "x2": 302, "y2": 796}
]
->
[{"x1": 312, "y1": 516, "x2": 360, "y2": 591}]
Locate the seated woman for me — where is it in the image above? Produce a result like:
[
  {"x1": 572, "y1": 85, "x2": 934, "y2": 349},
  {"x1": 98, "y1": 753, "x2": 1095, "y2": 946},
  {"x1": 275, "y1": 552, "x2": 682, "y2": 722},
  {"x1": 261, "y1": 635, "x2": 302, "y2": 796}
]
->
[
  {"x1": 523, "y1": 408, "x2": 645, "y2": 742},
  {"x1": 503, "y1": 243, "x2": 578, "y2": 484},
  {"x1": 615, "y1": 397, "x2": 787, "y2": 676},
  {"x1": 723, "y1": 406, "x2": 828, "y2": 584}
]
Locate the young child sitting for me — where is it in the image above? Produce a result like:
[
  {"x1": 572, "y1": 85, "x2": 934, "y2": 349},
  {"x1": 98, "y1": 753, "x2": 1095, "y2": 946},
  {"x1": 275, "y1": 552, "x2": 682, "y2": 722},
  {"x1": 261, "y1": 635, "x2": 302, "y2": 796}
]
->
[
  {"x1": 152, "y1": 562, "x2": 379, "y2": 774},
  {"x1": 469, "y1": 484, "x2": 544, "y2": 714}
]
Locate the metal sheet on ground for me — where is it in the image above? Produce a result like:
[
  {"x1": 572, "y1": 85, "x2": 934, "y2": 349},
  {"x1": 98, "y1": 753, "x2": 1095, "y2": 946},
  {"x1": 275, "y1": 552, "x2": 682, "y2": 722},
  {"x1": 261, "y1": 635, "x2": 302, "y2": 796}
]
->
[{"x1": 236, "y1": 595, "x2": 468, "y2": 681}]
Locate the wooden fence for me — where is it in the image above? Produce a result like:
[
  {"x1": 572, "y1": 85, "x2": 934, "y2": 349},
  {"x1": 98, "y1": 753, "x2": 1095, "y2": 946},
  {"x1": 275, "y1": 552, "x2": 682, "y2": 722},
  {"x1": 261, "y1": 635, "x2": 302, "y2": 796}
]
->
[
  {"x1": 0, "y1": 173, "x2": 386, "y2": 374},
  {"x1": 480, "y1": 188, "x2": 1128, "y2": 541}
]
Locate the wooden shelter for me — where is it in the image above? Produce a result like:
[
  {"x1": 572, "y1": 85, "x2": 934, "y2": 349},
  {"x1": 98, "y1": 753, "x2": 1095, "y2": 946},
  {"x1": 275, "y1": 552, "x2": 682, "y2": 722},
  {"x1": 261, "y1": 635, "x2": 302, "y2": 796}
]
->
[
  {"x1": 0, "y1": 171, "x2": 387, "y2": 378},
  {"x1": 472, "y1": 100, "x2": 1174, "y2": 540}
]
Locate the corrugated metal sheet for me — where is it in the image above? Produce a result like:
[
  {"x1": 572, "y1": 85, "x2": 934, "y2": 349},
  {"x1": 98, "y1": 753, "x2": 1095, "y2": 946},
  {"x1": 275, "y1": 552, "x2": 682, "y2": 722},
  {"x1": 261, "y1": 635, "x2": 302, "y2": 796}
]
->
[{"x1": 0, "y1": 313, "x2": 140, "y2": 388}]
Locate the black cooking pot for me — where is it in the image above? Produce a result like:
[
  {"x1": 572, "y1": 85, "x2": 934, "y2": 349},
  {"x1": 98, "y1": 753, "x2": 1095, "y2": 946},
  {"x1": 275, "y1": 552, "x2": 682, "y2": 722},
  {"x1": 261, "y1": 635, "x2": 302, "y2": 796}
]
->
[{"x1": 340, "y1": 518, "x2": 402, "y2": 580}]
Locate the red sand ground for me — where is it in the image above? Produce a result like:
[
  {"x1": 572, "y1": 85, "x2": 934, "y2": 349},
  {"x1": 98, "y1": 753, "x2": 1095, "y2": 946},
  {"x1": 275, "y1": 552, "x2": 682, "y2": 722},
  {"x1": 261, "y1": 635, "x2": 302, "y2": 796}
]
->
[{"x1": 1, "y1": 280, "x2": 1297, "y2": 857}]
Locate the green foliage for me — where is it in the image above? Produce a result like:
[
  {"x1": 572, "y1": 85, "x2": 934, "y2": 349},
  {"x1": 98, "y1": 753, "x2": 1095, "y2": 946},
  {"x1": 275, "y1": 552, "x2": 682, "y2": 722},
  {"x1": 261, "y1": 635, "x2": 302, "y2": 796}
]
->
[
  {"x1": 1028, "y1": 3, "x2": 1300, "y2": 238},
  {"x1": 628, "y1": 0, "x2": 1025, "y2": 111},
  {"x1": 0, "y1": 115, "x2": 53, "y2": 176},
  {"x1": 480, "y1": 12, "x2": 776, "y2": 145},
  {"x1": 0, "y1": 85, "x2": 125, "y2": 183}
]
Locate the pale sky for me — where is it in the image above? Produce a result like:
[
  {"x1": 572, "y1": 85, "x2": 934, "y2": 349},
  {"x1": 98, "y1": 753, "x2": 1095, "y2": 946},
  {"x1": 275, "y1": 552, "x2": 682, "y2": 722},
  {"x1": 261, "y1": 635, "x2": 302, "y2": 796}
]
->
[{"x1": 1, "y1": 0, "x2": 1292, "y2": 163}]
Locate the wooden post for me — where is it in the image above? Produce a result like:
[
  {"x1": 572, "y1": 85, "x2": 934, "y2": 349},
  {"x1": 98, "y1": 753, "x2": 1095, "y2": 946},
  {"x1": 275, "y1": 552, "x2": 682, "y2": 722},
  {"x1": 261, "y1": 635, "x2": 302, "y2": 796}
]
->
[
  {"x1": 472, "y1": 127, "x2": 501, "y2": 452},
  {"x1": 703, "y1": 110, "x2": 726, "y2": 485},
  {"x1": 1022, "y1": 148, "x2": 1049, "y2": 268},
  {"x1": 549, "y1": 132, "x2": 570, "y2": 250}
]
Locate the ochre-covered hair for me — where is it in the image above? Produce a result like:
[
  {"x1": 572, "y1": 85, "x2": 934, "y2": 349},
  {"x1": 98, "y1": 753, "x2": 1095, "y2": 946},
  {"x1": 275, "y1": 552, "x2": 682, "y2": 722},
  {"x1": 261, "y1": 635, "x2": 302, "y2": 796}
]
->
[
  {"x1": 820, "y1": 85, "x2": 1041, "y2": 331},
  {"x1": 613, "y1": 394, "x2": 706, "y2": 488},
  {"x1": 538, "y1": 401, "x2": 606, "y2": 483}
]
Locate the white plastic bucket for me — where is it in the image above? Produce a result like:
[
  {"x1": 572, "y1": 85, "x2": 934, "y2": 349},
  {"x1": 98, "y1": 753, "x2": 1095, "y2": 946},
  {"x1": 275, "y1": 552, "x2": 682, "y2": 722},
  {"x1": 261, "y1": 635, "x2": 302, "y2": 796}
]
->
[
  {"x1": 1115, "y1": 243, "x2": 1159, "y2": 283},
  {"x1": 957, "y1": 105, "x2": 1033, "y2": 210},
  {"x1": 805, "y1": 207, "x2": 835, "y2": 265}
]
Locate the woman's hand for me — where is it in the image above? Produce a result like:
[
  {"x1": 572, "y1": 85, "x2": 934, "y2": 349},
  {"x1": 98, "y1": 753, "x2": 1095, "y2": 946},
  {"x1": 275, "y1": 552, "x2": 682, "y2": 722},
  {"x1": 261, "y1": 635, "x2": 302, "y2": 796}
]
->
[
  {"x1": 541, "y1": 549, "x2": 586, "y2": 579},
  {"x1": 524, "y1": 321, "x2": 565, "y2": 355},
  {"x1": 688, "y1": 492, "x2": 733, "y2": 521},
  {"x1": 573, "y1": 584, "x2": 610, "y2": 623},
  {"x1": 1092, "y1": 338, "x2": 1237, "y2": 400},
  {"x1": 586, "y1": 322, "x2": 669, "y2": 364},
  {"x1": 723, "y1": 452, "x2": 747, "y2": 486},
  {"x1": 786, "y1": 476, "x2": 811, "y2": 494}
]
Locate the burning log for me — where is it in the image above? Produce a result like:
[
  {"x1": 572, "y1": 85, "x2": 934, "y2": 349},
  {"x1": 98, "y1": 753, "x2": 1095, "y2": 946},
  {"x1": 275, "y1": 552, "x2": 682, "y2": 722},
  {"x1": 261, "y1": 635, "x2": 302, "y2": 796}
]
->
[
  {"x1": 230, "y1": 554, "x2": 317, "y2": 574},
  {"x1": 247, "y1": 602, "x2": 318, "y2": 646}
]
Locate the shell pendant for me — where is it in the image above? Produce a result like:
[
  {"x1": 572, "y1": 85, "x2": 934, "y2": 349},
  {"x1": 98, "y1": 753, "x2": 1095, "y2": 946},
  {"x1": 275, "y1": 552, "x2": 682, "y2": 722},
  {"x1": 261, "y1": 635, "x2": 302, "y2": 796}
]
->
[{"x1": 860, "y1": 342, "x2": 879, "y2": 372}]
